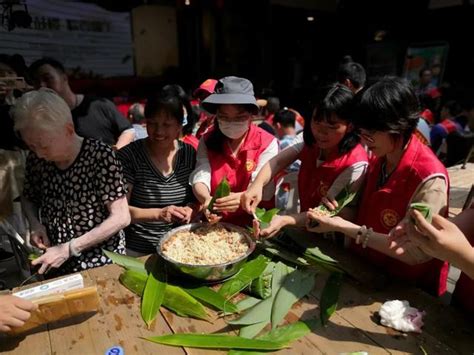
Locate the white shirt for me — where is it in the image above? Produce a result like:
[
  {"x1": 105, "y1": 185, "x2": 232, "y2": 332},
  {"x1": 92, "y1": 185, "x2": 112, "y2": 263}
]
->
[{"x1": 287, "y1": 133, "x2": 368, "y2": 198}]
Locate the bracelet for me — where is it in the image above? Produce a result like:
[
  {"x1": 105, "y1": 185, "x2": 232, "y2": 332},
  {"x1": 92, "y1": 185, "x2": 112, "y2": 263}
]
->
[
  {"x1": 68, "y1": 239, "x2": 82, "y2": 257},
  {"x1": 356, "y1": 225, "x2": 367, "y2": 245},
  {"x1": 362, "y1": 227, "x2": 373, "y2": 249}
]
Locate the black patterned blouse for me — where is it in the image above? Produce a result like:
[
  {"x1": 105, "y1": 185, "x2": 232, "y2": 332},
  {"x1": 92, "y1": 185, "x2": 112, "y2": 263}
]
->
[{"x1": 23, "y1": 138, "x2": 127, "y2": 276}]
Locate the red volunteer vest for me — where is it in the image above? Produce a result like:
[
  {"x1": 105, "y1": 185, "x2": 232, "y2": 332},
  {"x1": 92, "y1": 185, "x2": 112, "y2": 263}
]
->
[
  {"x1": 182, "y1": 135, "x2": 199, "y2": 150},
  {"x1": 298, "y1": 144, "x2": 368, "y2": 212},
  {"x1": 355, "y1": 135, "x2": 449, "y2": 296},
  {"x1": 206, "y1": 124, "x2": 275, "y2": 226}
]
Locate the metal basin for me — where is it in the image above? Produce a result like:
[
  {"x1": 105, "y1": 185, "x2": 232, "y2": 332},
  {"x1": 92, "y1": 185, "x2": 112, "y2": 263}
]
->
[{"x1": 157, "y1": 222, "x2": 256, "y2": 282}]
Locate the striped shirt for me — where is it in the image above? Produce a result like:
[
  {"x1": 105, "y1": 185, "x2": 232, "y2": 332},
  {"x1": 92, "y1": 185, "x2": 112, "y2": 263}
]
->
[{"x1": 117, "y1": 139, "x2": 196, "y2": 253}]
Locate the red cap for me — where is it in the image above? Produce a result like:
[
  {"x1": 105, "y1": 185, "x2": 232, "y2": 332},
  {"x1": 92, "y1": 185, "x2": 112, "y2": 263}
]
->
[
  {"x1": 193, "y1": 79, "x2": 218, "y2": 99},
  {"x1": 427, "y1": 87, "x2": 441, "y2": 99}
]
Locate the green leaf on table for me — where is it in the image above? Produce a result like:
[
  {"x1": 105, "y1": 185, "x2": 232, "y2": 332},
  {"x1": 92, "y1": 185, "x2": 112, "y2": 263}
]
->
[
  {"x1": 271, "y1": 269, "x2": 316, "y2": 328},
  {"x1": 302, "y1": 248, "x2": 345, "y2": 274},
  {"x1": 183, "y1": 286, "x2": 237, "y2": 314},
  {"x1": 260, "y1": 239, "x2": 344, "y2": 273},
  {"x1": 103, "y1": 249, "x2": 146, "y2": 273},
  {"x1": 227, "y1": 297, "x2": 273, "y2": 325},
  {"x1": 144, "y1": 333, "x2": 289, "y2": 350},
  {"x1": 219, "y1": 255, "x2": 269, "y2": 299},
  {"x1": 208, "y1": 177, "x2": 231, "y2": 212},
  {"x1": 238, "y1": 262, "x2": 291, "y2": 339},
  {"x1": 164, "y1": 285, "x2": 209, "y2": 321},
  {"x1": 235, "y1": 296, "x2": 262, "y2": 312},
  {"x1": 120, "y1": 269, "x2": 147, "y2": 295},
  {"x1": 260, "y1": 243, "x2": 309, "y2": 266},
  {"x1": 229, "y1": 321, "x2": 311, "y2": 355},
  {"x1": 304, "y1": 246, "x2": 337, "y2": 263},
  {"x1": 320, "y1": 272, "x2": 343, "y2": 326},
  {"x1": 238, "y1": 321, "x2": 269, "y2": 340},
  {"x1": 410, "y1": 202, "x2": 433, "y2": 223},
  {"x1": 141, "y1": 259, "x2": 166, "y2": 328},
  {"x1": 119, "y1": 270, "x2": 209, "y2": 321}
]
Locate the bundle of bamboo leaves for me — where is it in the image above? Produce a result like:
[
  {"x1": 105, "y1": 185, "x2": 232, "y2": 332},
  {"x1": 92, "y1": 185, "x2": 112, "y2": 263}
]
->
[{"x1": 104, "y1": 227, "x2": 343, "y2": 353}]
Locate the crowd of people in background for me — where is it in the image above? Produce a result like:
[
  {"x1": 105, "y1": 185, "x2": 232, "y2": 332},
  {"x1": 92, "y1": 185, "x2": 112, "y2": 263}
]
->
[{"x1": 1, "y1": 52, "x2": 474, "y2": 332}]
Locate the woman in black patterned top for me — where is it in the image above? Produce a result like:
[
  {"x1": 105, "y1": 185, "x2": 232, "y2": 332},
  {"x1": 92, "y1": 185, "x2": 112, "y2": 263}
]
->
[
  {"x1": 13, "y1": 88, "x2": 130, "y2": 277},
  {"x1": 117, "y1": 87, "x2": 198, "y2": 256}
]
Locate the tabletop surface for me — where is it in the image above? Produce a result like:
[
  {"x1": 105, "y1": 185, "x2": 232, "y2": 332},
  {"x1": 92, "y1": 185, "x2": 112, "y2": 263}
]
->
[
  {"x1": 0, "y1": 164, "x2": 472, "y2": 355},
  {"x1": 1, "y1": 236, "x2": 473, "y2": 355}
]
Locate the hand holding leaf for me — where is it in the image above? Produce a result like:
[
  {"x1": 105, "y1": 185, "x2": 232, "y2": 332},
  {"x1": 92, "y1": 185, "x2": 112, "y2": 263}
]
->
[{"x1": 208, "y1": 177, "x2": 231, "y2": 213}]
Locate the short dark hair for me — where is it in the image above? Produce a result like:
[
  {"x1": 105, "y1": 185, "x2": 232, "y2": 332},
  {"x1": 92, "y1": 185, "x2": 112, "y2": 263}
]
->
[
  {"x1": 159, "y1": 84, "x2": 198, "y2": 135},
  {"x1": 266, "y1": 97, "x2": 280, "y2": 114},
  {"x1": 128, "y1": 103, "x2": 144, "y2": 124},
  {"x1": 303, "y1": 83, "x2": 359, "y2": 154},
  {"x1": 337, "y1": 61, "x2": 366, "y2": 89},
  {"x1": 145, "y1": 87, "x2": 186, "y2": 125},
  {"x1": 29, "y1": 57, "x2": 66, "y2": 79},
  {"x1": 273, "y1": 109, "x2": 296, "y2": 128},
  {"x1": 354, "y1": 76, "x2": 420, "y2": 143}
]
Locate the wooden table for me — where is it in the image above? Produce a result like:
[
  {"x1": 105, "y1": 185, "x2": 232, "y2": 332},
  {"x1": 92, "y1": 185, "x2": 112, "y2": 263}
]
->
[
  {"x1": 1, "y1": 237, "x2": 472, "y2": 355},
  {"x1": 447, "y1": 162, "x2": 473, "y2": 216}
]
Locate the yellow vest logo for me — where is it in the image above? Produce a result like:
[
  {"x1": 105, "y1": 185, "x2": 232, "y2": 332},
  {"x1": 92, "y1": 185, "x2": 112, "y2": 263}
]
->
[
  {"x1": 246, "y1": 160, "x2": 256, "y2": 172},
  {"x1": 380, "y1": 209, "x2": 400, "y2": 229}
]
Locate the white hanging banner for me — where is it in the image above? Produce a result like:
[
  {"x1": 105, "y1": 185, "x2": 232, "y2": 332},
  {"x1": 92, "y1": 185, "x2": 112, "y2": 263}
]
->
[{"x1": 0, "y1": 0, "x2": 134, "y2": 77}]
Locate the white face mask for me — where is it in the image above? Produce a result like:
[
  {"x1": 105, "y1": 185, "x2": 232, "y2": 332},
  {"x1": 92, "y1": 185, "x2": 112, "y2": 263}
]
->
[{"x1": 218, "y1": 119, "x2": 250, "y2": 139}]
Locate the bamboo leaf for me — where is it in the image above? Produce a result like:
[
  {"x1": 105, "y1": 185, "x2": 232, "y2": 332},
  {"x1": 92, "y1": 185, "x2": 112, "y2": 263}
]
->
[
  {"x1": 120, "y1": 269, "x2": 147, "y2": 295},
  {"x1": 235, "y1": 297, "x2": 261, "y2": 312},
  {"x1": 141, "y1": 259, "x2": 166, "y2": 328},
  {"x1": 239, "y1": 321, "x2": 269, "y2": 339},
  {"x1": 227, "y1": 297, "x2": 273, "y2": 325},
  {"x1": 229, "y1": 321, "x2": 311, "y2": 355},
  {"x1": 144, "y1": 333, "x2": 289, "y2": 350},
  {"x1": 103, "y1": 249, "x2": 146, "y2": 273},
  {"x1": 320, "y1": 272, "x2": 343, "y2": 325},
  {"x1": 164, "y1": 285, "x2": 209, "y2": 321},
  {"x1": 208, "y1": 177, "x2": 231, "y2": 212},
  {"x1": 410, "y1": 202, "x2": 432, "y2": 223},
  {"x1": 237, "y1": 262, "x2": 291, "y2": 338},
  {"x1": 219, "y1": 255, "x2": 269, "y2": 299},
  {"x1": 304, "y1": 246, "x2": 337, "y2": 263},
  {"x1": 255, "y1": 207, "x2": 266, "y2": 220},
  {"x1": 120, "y1": 270, "x2": 209, "y2": 321},
  {"x1": 259, "y1": 208, "x2": 280, "y2": 224},
  {"x1": 183, "y1": 286, "x2": 238, "y2": 314},
  {"x1": 271, "y1": 269, "x2": 316, "y2": 328},
  {"x1": 316, "y1": 185, "x2": 357, "y2": 216},
  {"x1": 260, "y1": 243, "x2": 309, "y2": 266},
  {"x1": 254, "y1": 208, "x2": 280, "y2": 229}
]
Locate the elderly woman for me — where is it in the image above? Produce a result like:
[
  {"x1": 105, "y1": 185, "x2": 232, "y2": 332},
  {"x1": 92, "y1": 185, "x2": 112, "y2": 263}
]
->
[
  {"x1": 13, "y1": 88, "x2": 130, "y2": 276},
  {"x1": 117, "y1": 88, "x2": 198, "y2": 256}
]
